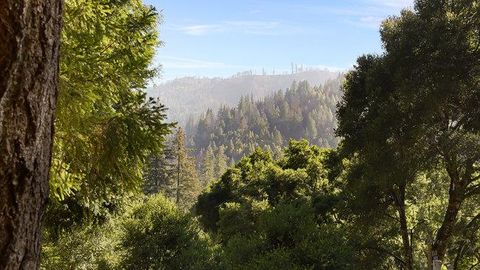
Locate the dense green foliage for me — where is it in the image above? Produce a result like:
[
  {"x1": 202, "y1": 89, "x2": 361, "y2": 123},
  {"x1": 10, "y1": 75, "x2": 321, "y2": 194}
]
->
[
  {"x1": 46, "y1": 0, "x2": 172, "y2": 230},
  {"x1": 119, "y1": 195, "x2": 216, "y2": 270},
  {"x1": 41, "y1": 217, "x2": 121, "y2": 269},
  {"x1": 40, "y1": 0, "x2": 479, "y2": 269},
  {"x1": 336, "y1": 1, "x2": 480, "y2": 268},
  {"x1": 42, "y1": 195, "x2": 217, "y2": 270},
  {"x1": 195, "y1": 141, "x2": 358, "y2": 269}
]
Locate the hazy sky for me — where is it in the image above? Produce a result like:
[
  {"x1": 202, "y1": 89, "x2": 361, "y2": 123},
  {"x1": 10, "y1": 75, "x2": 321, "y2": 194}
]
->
[{"x1": 145, "y1": 0, "x2": 414, "y2": 81}]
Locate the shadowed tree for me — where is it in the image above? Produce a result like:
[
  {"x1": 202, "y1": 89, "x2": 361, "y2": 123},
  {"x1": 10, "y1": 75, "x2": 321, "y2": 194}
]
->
[{"x1": 337, "y1": 1, "x2": 480, "y2": 268}]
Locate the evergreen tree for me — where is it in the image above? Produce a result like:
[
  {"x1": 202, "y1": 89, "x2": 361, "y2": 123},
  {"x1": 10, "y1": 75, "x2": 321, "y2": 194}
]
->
[
  {"x1": 45, "y1": 0, "x2": 172, "y2": 230},
  {"x1": 144, "y1": 145, "x2": 175, "y2": 196},
  {"x1": 215, "y1": 145, "x2": 228, "y2": 179},
  {"x1": 202, "y1": 145, "x2": 216, "y2": 186},
  {"x1": 173, "y1": 128, "x2": 201, "y2": 209},
  {"x1": 273, "y1": 128, "x2": 284, "y2": 146},
  {"x1": 306, "y1": 113, "x2": 318, "y2": 140}
]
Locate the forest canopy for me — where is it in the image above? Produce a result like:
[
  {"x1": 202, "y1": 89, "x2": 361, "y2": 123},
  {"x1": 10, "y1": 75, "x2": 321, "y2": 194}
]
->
[
  {"x1": 43, "y1": 0, "x2": 480, "y2": 269},
  {"x1": 0, "y1": 0, "x2": 477, "y2": 269},
  {"x1": 41, "y1": 0, "x2": 480, "y2": 269}
]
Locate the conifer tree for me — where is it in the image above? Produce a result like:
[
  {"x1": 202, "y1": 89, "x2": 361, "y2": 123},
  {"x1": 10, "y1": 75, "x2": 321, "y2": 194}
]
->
[
  {"x1": 173, "y1": 128, "x2": 201, "y2": 209},
  {"x1": 306, "y1": 113, "x2": 318, "y2": 140},
  {"x1": 202, "y1": 145, "x2": 216, "y2": 186},
  {"x1": 144, "y1": 145, "x2": 175, "y2": 196},
  {"x1": 215, "y1": 145, "x2": 228, "y2": 179}
]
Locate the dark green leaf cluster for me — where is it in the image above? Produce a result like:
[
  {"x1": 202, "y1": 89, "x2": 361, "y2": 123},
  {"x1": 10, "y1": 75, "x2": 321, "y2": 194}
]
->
[{"x1": 336, "y1": 1, "x2": 480, "y2": 268}]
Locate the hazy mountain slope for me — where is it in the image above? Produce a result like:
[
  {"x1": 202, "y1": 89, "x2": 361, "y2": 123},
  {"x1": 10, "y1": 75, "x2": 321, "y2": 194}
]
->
[
  {"x1": 147, "y1": 69, "x2": 342, "y2": 124},
  {"x1": 186, "y1": 79, "x2": 343, "y2": 163}
]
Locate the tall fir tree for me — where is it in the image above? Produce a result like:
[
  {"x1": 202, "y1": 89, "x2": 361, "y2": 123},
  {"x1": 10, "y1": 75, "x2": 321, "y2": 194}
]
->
[
  {"x1": 306, "y1": 113, "x2": 318, "y2": 140},
  {"x1": 202, "y1": 145, "x2": 216, "y2": 187},
  {"x1": 144, "y1": 145, "x2": 176, "y2": 197},
  {"x1": 172, "y1": 128, "x2": 201, "y2": 209},
  {"x1": 215, "y1": 145, "x2": 228, "y2": 179}
]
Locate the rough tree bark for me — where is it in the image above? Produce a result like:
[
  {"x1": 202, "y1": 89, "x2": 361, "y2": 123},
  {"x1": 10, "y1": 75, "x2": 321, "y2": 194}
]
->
[{"x1": 0, "y1": 0, "x2": 63, "y2": 269}]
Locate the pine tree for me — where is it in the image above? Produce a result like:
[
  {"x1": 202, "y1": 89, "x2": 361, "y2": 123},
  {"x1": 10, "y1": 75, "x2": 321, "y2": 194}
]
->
[
  {"x1": 306, "y1": 113, "x2": 318, "y2": 140},
  {"x1": 202, "y1": 145, "x2": 216, "y2": 186},
  {"x1": 185, "y1": 115, "x2": 196, "y2": 143},
  {"x1": 173, "y1": 128, "x2": 201, "y2": 209},
  {"x1": 144, "y1": 145, "x2": 175, "y2": 196},
  {"x1": 177, "y1": 155, "x2": 201, "y2": 209},
  {"x1": 215, "y1": 145, "x2": 228, "y2": 179},
  {"x1": 273, "y1": 128, "x2": 284, "y2": 146}
]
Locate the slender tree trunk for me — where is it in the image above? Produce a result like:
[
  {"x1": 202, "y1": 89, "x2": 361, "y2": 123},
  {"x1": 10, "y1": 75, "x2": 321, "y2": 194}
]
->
[
  {"x1": 176, "y1": 152, "x2": 180, "y2": 204},
  {"x1": 0, "y1": 0, "x2": 63, "y2": 269},
  {"x1": 393, "y1": 186, "x2": 414, "y2": 270},
  {"x1": 176, "y1": 133, "x2": 181, "y2": 204}
]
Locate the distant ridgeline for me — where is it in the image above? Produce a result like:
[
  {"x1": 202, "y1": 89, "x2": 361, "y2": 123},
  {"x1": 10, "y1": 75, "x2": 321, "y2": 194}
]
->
[
  {"x1": 147, "y1": 69, "x2": 341, "y2": 125},
  {"x1": 185, "y1": 78, "x2": 343, "y2": 164}
]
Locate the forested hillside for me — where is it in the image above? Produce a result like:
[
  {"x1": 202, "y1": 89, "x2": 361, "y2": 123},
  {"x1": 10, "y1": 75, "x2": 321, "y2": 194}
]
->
[
  {"x1": 186, "y1": 78, "x2": 342, "y2": 164},
  {"x1": 147, "y1": 69, "x2": 341, "y2": 124},
  {"x1": 1, "y1": 0, "x2": 478, "y2": 269}
]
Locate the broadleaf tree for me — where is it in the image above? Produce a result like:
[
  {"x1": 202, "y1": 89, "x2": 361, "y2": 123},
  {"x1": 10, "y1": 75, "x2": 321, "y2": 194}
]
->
[{"x1": 336, "y1": 1, "x2": 480, "y2": 268}]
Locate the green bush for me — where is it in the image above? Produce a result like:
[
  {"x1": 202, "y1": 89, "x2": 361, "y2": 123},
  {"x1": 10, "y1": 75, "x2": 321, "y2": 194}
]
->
[
  {"x1": 119, "y1": 195, "x2": 218, "y2": 270},
  {"x1": 221, "y1": 202, "x2": 354, "y2": 269},
  {"x1": 42, "y1": 194, "x2": 218, "y2": 270}
]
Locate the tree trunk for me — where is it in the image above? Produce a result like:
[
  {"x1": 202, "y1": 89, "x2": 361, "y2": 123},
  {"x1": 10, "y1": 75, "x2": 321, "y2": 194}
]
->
[
  {"x1": 430, "y1": 179, "x2": 464, "y2": 268},
  {"x1": 429, "y1": 157, "x2": 469, "y2": 269},
  {"x1": 0, "y1": 0, "x2": 63, "y2": 269},
  {"x1": 393, "y1": 186, "x2": 414, "y2": 270}
]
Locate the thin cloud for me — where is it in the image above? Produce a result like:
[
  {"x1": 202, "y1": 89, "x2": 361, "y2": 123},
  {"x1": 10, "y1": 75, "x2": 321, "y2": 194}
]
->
[
  {"x1": 179, "y1": 24, "x2": 223, "y2": 36},
  {"x1": 289, "y1": 0, "x2": 413, "y2": 29},
  {"x1": 175, "y1": 20, "x2": 296, "y2": 36},
  {"x1": 341, "y1": 0, "x2": 413, "y2": 28},
  {"x1": 354, "y1": 0, "x2": 413, "y2": 27}
]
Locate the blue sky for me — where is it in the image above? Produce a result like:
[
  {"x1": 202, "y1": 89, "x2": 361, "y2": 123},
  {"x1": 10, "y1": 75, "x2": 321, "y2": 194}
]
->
[{"x1": 145, "y1": 0, "x2": 414, "y2": 81}]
